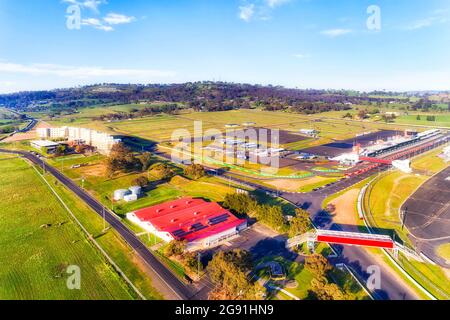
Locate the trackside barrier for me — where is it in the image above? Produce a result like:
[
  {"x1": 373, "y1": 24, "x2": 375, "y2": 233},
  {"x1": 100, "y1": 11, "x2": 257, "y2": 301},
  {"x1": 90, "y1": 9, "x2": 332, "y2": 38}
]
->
[{"x1": 359, "y1": 177, "x2": 439, "y2": 300}]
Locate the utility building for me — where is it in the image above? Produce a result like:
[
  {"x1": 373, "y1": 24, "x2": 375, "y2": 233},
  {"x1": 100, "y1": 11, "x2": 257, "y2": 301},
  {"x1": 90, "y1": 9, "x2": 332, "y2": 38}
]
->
[{"x1": 126, "y1": 198, "x2": 247, "y2": 250}]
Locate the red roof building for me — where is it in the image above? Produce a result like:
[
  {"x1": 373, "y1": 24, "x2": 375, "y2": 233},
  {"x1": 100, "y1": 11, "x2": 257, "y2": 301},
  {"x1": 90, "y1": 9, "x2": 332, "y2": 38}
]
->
[{"x1": 127, "y1": 198, "x2": 247, "y2": 249}]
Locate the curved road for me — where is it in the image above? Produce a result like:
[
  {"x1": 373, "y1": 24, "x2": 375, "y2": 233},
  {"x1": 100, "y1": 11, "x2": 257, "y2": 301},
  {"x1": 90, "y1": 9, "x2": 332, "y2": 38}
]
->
[{"x1": 156, "y1": 151, "x2": 419, "y2": 299}]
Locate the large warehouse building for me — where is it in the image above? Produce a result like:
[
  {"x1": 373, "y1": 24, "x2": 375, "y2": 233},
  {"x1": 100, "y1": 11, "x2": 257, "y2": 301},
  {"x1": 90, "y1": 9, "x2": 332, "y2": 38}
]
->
[
  {"x1": 127, "y1": 198, "x2": 247, "y2": 250},
  {"x1": 37, "y1": 126, "x2": 121, "y2": 155}
]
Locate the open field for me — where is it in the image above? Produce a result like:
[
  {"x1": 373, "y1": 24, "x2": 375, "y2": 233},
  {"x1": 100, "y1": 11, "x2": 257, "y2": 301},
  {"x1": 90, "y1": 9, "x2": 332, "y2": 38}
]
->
[
  {"x1": 367, "y1": 171, "x2": 427, "y2": 243},
  {"x1": 0, "y1": 157, "x2": 133, "y2": 300},
  {"x1": 395, "y1": 114, "x2": 450, "y2": 127},
  {"x1": 45, "y1": 108, "x2": 407, "y2": 146},
  {"x1": 43, "y1": 171, "x2": 164, "y2": 300},
  {"x1": 410, "y1": 146, "x2": 448, "y2": 174},
  {"x1": 436, "y1": 244, "x2": 450, "y2": 263},
  {"x1": 41, "y1": 151, "x2": 240, "y2": 218}
]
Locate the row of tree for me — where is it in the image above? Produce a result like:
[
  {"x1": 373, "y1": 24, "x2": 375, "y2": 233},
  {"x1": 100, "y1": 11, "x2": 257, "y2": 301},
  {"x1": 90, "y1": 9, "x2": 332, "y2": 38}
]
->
[
  {"x1": 1, "y1": 82, "x2": 396, "y2": 114},
  {"x1": 222, "y1": 193, "x2": 311, "y2": 235}
]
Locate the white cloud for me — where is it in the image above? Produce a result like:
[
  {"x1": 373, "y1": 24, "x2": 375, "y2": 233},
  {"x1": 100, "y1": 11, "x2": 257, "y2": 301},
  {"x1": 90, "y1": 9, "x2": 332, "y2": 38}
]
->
[
  {"x1": 0, "y1": 62, "x2": 176, "y2": 79},
  {"x1": 265, "y1": 0, "x2": 290, "y2": 8},
  {"x1": 81, "y1": 18, "x2": 113, "y2": 31},
  {"x1": 403, "y1": 9, "x2": 449, "y2": 30},
  {"x1": 405, "y1": 16, "x2": 448, "y2": 30},
  {"x1": 238, "y1": 4, "x2": 255, "y2": 22},
  {"x1": 406, "y1": 18, "x2": 434, "y2": 30},
  {"x1": 293, "y1": 53, "x2": 311, "y2": 59},
  {"x1": 63, "y1": 0, "x2": 106, "y2": 13},
  {"x1": 320, "y1": 28, "x2": 353, "y2": 37},
  {"x1": 103, "y1": 13, "x2": 135, "y2": 25},
  {"x1": 63, "y1": 1, "x2": 135, "y2": 31},
  {"x1": 238, "y1": 0, "x2": 290, "y2": 22}
]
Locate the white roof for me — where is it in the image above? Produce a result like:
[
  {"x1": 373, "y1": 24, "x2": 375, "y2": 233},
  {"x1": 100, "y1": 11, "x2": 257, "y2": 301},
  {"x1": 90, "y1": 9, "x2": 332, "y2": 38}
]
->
[
  {"x1": 332, "y1": 153, "x2": 360, "y2": 162},
  {"x1": 31, "y1": 140, "x2": 60, "y2": 147}
]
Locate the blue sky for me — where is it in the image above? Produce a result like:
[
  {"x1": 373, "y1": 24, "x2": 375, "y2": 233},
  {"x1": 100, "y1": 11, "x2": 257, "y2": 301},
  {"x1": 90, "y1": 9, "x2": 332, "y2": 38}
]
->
[{"x1": 0, "y1": 0, "x2": 449, "y2": 93}]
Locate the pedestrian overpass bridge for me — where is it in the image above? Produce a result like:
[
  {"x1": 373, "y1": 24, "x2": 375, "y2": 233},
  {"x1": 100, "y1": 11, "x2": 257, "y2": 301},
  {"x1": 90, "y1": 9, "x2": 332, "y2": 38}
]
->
[{"x1": 287, "y1": 229, "x2": 422, "y2": 261}]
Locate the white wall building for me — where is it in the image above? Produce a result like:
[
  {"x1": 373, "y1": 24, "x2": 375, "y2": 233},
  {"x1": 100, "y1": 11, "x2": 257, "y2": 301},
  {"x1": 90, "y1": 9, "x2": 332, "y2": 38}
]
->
[{"x1": 37, "y1": 126, "x2": 120, "y2": 155}]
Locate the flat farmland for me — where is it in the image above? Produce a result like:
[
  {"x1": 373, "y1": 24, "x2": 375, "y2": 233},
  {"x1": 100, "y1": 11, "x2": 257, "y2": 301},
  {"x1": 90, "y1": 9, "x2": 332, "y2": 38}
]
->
[
  {"x1": 50, "y1": 109, "x2": 394, "y2": 146},
  {"x1": 394, "y1": 114, "x2": 450, "y2": 127},
  {"x1": 0, "y1": 157, "x2": 133, "y2": 300}
]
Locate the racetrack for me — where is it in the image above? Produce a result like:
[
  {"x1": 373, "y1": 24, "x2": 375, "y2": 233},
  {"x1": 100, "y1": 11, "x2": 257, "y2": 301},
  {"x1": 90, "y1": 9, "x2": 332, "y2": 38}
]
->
[{"x1": 402, "y1": 167, "x2": 450, "y2": 267}]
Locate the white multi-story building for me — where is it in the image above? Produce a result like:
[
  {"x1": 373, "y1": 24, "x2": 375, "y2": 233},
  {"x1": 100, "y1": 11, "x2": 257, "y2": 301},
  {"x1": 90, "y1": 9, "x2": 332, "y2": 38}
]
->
[{"x1": 36, "y1": 126, "x2": 120, "y2": 155}]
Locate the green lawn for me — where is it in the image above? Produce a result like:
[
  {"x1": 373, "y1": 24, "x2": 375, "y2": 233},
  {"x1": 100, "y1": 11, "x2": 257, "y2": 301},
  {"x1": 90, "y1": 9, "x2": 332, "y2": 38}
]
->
[
  {"x1": 395, "y1": 114, "x2": 450, "y2": 127},
  {"x1": 0, "y1": 157, "x2": 133, "y2": 300},
  {"x1": 436, "y1": 244, "x2": 450, "y2": 262},
  {"x1": 367, "y1": 171, "x2": 427, "y2": 243},
  {"x1": 298, "y1": 177, "x2": 339, "y2": 193},
  {"x1": 411, "y1": 147, "x2": 448, "y2": 173}
]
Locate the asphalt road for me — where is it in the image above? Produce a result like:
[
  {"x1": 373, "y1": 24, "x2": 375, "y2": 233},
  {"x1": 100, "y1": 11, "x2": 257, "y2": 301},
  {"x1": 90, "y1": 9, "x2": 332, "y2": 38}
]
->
[
  {"x1": 0, "y1": 148, "x2": 194, "y2": 301},
  {"x1": 402, "y1": 167, "x2": 450, "y2": 268},
  {"x1": 3, "y1": 135, "x2": 443, "y2": 300},
  {"x1": 158, "y1": 152, "x2": 420, "y2": 299}
]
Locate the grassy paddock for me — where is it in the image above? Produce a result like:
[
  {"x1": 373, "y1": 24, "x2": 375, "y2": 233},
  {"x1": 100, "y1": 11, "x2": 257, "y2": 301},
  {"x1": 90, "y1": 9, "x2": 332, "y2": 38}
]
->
[{"x1": 0, "y1": 157, "x2": 133, "y2": 300}]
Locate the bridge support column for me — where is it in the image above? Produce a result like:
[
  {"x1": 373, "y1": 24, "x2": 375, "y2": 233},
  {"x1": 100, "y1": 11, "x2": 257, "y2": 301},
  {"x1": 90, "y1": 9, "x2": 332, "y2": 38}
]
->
[
  {"x1": 307, "y1": 240, "x2": 316, "y2": 253},
  {"x1": 393, "y1": 247, "x2": 399, "y2": 259}
]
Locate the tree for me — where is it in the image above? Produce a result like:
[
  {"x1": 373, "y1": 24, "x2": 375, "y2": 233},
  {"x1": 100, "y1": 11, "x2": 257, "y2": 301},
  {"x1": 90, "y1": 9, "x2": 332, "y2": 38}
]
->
[
  {"x1": 149, "y1": 162, "x2": 174, "y2": 180},
  {"x1": 357, "y1": 109, "x2": 368, "y2": 119},
  {"x1": 106, "y1": 142, "x2": 142, "y2": 175},
  {"x1": 223, "y1": 193, "x2": 257, "y2": 216},
  {"x1": 416, "y1": 115, "x2": 421, "y2": 121},
  {"x1": 305, "y1": 254, "x2": 332, "y2": 278},
  {"x1": 55, "y1": 145, "x2": 66, "y2": 156},
  {"x1": 164, "y1": 240, "x2": 187, "y2": 257},
  {"x1": 184, "y1": 164, "x2": 206, "y2": 180},
  {"x1": 133, "y1": 176, "x2": 149, "y2": 188},
  {"x1": 309, "y1": 277, "x2": 345, "y2": 300},
  {"x1": 207, "y1": 249, "x2": 260, "y2": 300},
  {"x1": 256, "y1": 205, "x2": 284, "y2": 230},
  {"x1": 342, "y1": 112, "x2": 353, "y2": 119},
  {"x1": 140, "y1": 152, "x2": 153, "y2": 171},
  {"x1": 288, "y1": 208, "x2": 312, "y2": 238}
]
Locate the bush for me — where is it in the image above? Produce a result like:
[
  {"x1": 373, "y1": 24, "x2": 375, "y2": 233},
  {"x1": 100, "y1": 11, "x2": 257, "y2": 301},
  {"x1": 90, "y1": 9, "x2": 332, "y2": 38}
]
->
[
  {"x1": 164, "y1": 240, "x2": 187, "y2": 257},
  {"x1": 133, "y1": 176, "x2": 149, "y2": 188},
  {"x1": 184, "y1": 164, "x2": 206, "y2": 180},
  {"x1": 223, "y1": 193, "x2": 257, "y2": 216},
  {"x1": 149, "y1": 162, "x2": 174, "y2": 180}
]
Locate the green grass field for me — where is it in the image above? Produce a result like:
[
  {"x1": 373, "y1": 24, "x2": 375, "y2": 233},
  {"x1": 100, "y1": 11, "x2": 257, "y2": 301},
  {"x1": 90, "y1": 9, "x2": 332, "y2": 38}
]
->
[
  {"x1": 436, "y1": 244, "x2": 450, "y2": 262},
  {"x1": 367, "y1": 171, "x2": 427, "y2": 243},
  {"x1": 0, "y1": 157, "x2": 134, "y2": 300},
  {"x1": 395, "y1": 114, "x2": 450, "y2": 127},
  {"x1": 45, "y1": 108, "x2": 404, "y2": 146}
]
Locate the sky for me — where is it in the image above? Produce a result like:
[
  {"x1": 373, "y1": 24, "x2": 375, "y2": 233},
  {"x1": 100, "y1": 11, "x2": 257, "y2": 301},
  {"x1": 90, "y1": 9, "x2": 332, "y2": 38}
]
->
[{"x1": 0, "y1": 0, "x2": 449, "y2": 93}]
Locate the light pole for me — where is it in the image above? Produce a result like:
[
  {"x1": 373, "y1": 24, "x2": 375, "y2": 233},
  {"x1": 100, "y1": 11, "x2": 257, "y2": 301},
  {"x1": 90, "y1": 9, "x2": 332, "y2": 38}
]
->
[
  {"x1": 197, "y1": 252, "x2": 201, "y2": 279},
  {"x1": 401, "y1": 207, "x2": 408, "y2": 231}
]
